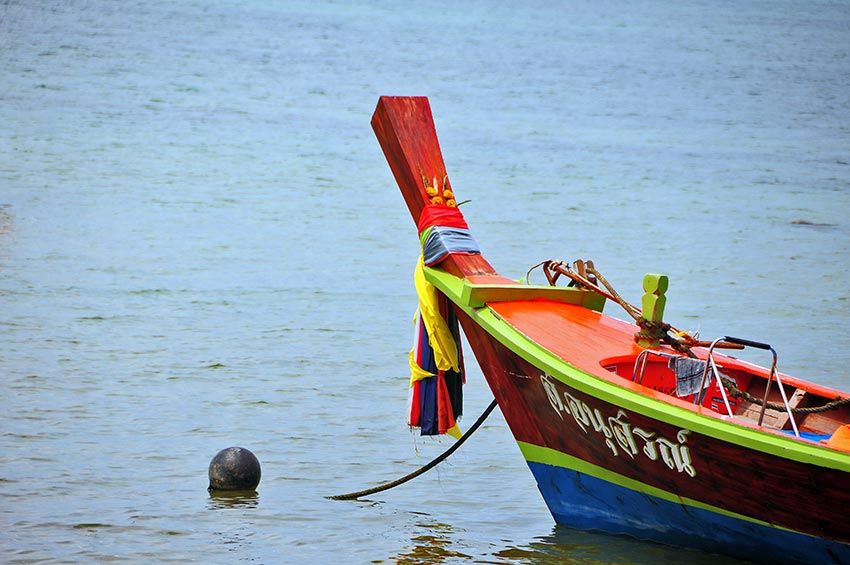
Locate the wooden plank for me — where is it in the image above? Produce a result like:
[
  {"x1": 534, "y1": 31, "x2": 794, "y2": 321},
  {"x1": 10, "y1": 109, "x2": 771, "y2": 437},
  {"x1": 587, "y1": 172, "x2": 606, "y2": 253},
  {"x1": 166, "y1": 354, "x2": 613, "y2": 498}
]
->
[
  {"x1": 423, "y1": 267, "x2": 605, "y2": 311},
  {"x1": 738, "y1": 387, "x2": 807, "y2": 430},
  {"x1": 801, "y1": 409, "x2": 850, "y2": 436},
  {"x1": 463, "y1": 283, "x2": 605, "y2": 311}
]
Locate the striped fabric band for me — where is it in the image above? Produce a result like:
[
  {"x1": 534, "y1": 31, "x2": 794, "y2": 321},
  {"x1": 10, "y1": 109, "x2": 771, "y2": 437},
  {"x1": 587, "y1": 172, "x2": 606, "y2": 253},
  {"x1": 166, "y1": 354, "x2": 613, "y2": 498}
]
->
[{"x1": 421, "y1": 225, "x2": 481, "y2": 266}]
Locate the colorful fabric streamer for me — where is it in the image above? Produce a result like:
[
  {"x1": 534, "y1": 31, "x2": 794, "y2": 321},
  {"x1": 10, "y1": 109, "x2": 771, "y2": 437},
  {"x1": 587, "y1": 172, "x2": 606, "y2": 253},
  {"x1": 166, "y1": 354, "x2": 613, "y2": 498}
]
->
[
  {"x1": 413, "y1": 255, "x2": 459, "y2": 372},
  {"x1": 405, "y1": 205, "x2": 472, "y2": 439},
  {"x1": 407, "y1": 254, "x2": 465, "y2": 439}
]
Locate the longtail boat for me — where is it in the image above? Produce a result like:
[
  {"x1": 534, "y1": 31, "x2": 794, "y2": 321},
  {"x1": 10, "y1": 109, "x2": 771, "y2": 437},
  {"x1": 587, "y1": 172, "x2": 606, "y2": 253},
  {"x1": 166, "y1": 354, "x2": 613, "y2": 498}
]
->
[{"x1": 372, "y1": 96, "x2": 850, "y2": 564}]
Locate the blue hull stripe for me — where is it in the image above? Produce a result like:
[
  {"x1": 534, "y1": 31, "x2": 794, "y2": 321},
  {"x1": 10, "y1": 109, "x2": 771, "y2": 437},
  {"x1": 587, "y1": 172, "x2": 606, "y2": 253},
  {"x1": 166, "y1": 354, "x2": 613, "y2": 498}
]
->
[{"x1": 527, "y1": 461, "x2": 850, "y2": 564}]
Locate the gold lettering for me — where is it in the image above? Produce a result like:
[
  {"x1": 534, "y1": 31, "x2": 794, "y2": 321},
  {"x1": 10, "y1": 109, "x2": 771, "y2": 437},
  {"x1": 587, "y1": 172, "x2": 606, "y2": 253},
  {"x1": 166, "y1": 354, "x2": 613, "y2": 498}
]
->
[
  {"x1": 538, "y1": 374, "x2": 697, "y2": 477},
  {"x1": 540, "y1": 375, "x2": 565, "y2": 420}
]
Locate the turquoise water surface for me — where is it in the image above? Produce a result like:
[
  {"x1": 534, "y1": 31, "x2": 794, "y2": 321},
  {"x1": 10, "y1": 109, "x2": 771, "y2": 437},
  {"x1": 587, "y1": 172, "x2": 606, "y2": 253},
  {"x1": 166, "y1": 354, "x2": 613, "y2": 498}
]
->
[{"x1": 2, "y1": 1, "x2": 849, "y2": 563}]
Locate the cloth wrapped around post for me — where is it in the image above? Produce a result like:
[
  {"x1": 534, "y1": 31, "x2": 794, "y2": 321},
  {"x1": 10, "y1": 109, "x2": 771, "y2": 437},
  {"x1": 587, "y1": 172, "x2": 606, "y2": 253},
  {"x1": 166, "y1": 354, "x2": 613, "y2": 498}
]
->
[{"x1": 406, "y1": 205, "x2": 479, "y2": 438}]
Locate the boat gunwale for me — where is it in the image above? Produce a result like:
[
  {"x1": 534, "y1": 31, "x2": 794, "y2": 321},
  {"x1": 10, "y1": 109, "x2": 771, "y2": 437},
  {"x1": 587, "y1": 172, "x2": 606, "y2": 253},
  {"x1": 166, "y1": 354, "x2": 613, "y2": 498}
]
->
[{"x1": 423, "y1": 265, "x2": 850, "y2": 472}]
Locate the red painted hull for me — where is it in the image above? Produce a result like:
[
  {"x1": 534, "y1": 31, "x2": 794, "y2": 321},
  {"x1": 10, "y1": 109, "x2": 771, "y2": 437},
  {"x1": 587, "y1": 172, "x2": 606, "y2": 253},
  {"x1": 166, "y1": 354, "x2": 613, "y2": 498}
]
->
[{"x1": 457, "y1": 308, "x2": 850, "y2": 544}]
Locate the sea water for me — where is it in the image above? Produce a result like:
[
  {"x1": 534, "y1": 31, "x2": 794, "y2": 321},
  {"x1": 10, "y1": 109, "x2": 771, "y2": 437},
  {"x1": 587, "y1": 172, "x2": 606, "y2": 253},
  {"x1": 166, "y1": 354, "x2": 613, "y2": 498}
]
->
[{"x1": 1, "y1": 1, "x2": 848, "y2": 563}]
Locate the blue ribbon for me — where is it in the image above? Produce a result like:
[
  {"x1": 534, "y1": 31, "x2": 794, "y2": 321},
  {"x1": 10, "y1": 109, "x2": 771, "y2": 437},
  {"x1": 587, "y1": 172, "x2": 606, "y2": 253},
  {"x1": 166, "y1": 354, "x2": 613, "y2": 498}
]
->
[{"x1": 422, "y1": 226, "x2": 481, "y2": 266}]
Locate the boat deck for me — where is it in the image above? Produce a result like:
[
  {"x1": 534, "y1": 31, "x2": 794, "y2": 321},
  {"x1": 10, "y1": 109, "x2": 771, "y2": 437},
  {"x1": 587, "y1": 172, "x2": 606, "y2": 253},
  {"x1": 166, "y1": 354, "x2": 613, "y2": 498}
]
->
[
  {"x1": 487, "y1": 297, "x2": 850, "y2": 440},
  {"x1": 489, "y1": 299, "x2": 641, "y2": 377}
]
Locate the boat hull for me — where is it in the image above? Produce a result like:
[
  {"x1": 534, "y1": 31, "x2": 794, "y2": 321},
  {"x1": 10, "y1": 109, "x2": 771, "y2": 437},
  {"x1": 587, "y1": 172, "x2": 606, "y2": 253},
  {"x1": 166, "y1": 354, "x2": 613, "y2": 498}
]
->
[
  {"x1": 526, "y1": 459, "x2": 848, "y2": 564},
  {"x1": 370, "y1": 95, "x2": 850, "y2": 564},
  {"x1": 456, "y1": 309, "x2": 850, "y2": 564}
]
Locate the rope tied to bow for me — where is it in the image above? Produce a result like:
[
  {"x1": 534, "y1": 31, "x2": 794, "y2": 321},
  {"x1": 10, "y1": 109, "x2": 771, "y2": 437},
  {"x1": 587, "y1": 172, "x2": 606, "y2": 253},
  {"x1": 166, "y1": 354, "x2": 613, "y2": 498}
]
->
[{"x1": 527, "y1": 259, "x2": 849, "y2": 415}]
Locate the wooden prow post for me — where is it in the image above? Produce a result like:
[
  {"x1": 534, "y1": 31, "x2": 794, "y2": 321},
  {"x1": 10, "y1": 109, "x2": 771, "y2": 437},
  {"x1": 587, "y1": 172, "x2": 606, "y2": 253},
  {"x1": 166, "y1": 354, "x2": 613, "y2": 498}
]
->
[
  {"x1": 371, "y1": 96, "x2": 449, "y2": 223},
  {"x1": 371, "y1": 96, "x2": 501, "y2": 279}
]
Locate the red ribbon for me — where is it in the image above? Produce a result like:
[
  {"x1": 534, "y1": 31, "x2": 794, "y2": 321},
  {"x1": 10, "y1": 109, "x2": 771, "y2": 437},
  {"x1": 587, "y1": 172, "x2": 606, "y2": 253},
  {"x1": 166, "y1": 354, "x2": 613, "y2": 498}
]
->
[{"x1": 417, "y1": 205, "x2": 469, "y2": 234}]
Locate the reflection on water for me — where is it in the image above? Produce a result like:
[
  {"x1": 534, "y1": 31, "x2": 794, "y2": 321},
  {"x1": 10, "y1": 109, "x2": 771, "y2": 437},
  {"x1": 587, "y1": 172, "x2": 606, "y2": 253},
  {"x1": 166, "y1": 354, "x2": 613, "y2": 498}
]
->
[
  {"x1": 207, "y1": 490, "x2": 259, "y2": 510},
  {"x1": 206, "y1": 490, "x2": 262, "y2": 560},
  {"x1": 389, "y1": 519, "x2": 749, "y2": 564},
  {"x1": 394, "y1": 519, "x2": 472, "y2": 564},
  {"x1": 495, "y1": 526, "x2": 748, "y2": 564}
]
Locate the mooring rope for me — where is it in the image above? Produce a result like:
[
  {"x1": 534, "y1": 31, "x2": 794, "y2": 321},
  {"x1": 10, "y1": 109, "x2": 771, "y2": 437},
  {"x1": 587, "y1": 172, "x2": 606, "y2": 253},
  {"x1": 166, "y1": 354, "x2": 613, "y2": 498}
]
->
[
  {"x1": 529, "y1": 259, "x2": 697, "y2": 351},
  {"x1": 716, "y1": 375, "x2": 850, "y2": 414},
  {"x1": 327, "y1": 399, "x2": 499, "y2": 501}
]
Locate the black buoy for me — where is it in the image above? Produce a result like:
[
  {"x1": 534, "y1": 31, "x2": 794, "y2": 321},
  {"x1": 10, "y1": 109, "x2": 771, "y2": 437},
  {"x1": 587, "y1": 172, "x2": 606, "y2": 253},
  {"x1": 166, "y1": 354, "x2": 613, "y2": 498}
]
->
[{"x1": 208, "y1": 447, "x2": 261, "y2": 492}]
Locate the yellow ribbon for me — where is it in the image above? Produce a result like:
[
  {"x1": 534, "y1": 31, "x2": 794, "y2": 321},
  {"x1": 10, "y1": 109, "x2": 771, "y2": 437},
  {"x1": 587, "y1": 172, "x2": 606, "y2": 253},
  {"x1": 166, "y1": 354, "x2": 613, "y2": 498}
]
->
[
  {"x1": 408, "y1": 346, "x2": 434, "y2": 386},
  {"x1": 413, "y1": 254, "x2": 459, "y2": 373}
]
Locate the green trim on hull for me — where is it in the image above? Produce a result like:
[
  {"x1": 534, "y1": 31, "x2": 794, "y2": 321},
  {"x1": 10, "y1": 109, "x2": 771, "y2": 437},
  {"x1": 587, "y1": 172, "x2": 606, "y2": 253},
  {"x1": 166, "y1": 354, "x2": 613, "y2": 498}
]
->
[
  {"x1": 456, "y1": 280, "x2": 605, "y2": 311},
  {"x1": 518, "y1": 441, "x2": 795, "y2": 533},
  {"x1": 423, "y1": 266, "x2": 850, "y2": 472}
]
